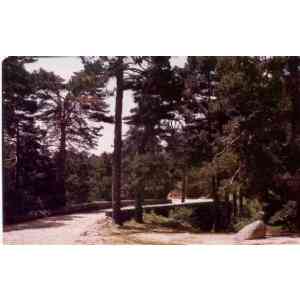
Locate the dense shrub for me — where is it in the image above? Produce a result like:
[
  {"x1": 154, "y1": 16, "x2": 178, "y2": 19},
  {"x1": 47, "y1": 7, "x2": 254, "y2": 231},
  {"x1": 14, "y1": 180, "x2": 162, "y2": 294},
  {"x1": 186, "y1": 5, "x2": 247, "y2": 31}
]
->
[
  {"x1": 144, "y1": 211, "x2": 179, "y2": 227},
  {"x1": 144, "y1": 206, "x2": 215, "y2": 232},
  {"x1": 169, "y1": 207, "x2": 193, "y2": 223},
  {"x1": 269, "y1": 201, "x2": 297, "y2": 232}
]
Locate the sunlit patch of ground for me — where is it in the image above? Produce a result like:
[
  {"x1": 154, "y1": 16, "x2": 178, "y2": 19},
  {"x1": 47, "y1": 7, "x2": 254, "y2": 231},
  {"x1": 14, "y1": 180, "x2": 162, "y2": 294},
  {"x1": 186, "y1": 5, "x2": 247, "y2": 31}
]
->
[{"x1": 76, "y1": 217, "x2": 300, "y2": 245}]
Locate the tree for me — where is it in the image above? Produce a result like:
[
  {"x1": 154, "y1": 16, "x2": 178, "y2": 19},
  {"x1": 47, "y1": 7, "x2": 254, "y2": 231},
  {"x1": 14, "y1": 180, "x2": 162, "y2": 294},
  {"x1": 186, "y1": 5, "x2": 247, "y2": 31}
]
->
[
  {"x1": 282, "y1": 57, "x2": 300, "y2": 229},
  {"x1": 88, "y1": 152, "x2": 113, "y2": 202},
  {"x1": 2, "y1": 57, "x2": 45, "y2": 215},
  {"x1": 125, "y1": 56, "x2": 184, "y2": 221},
  {"x1": 180, "y1": 57, "x2": 223, "y2": 201},
  {"x1": 82, "y1": 56, "x2": 147, "y2": 225},
  {"x1": 215, "y1": 57, "x2": 297, "y2": 228},
  {"x1": 34, "y1": 68, "x2": 111, "y2": 207}
]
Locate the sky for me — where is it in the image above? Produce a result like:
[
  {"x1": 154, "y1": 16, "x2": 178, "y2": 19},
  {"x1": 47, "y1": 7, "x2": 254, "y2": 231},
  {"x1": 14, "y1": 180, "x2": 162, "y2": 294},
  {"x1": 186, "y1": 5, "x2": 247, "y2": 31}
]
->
[{"x1": 26, "y1": 56, "x2": 187, "y2": 154}]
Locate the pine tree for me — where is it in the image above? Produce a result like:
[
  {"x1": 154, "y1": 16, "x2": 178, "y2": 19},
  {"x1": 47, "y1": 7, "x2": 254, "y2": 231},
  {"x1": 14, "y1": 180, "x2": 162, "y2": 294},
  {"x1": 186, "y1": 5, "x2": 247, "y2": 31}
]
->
[
  {"x1": 33, "y1": 68, "x2": 111, "y2": 207},
  {"x1": 2, "y1": 57, "x2": 43, "y2": 214},
  {"x1": 82, "y1": 56, "x2": 146, "y2": 225},
  {"x1": 126, "y1": 57, "x2": 184, "y2": 221}
]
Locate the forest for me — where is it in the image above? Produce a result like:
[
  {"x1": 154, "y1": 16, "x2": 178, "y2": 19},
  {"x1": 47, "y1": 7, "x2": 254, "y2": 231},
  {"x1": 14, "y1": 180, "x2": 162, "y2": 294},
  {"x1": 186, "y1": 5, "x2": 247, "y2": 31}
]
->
[{"x1": 3, "y1": 56, "x2": 300, "y2": 234}]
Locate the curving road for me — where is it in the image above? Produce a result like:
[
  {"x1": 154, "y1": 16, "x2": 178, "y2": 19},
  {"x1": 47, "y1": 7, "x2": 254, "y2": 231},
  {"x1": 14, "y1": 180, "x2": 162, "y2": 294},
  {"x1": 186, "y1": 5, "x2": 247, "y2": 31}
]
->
[
  {"x1": 2, "y1": 198, "x2": 213, "y2": 245},
  {"x1": 3, "y1": 211, "x2": 106, "y2": 245}
]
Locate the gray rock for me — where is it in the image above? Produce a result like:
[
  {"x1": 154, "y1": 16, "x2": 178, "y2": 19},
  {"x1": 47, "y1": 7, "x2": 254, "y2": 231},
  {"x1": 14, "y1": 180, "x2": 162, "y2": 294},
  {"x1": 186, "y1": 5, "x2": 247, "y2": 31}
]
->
[{"x1": 235, "y1": 220, "x2": 266, "y2": 241}]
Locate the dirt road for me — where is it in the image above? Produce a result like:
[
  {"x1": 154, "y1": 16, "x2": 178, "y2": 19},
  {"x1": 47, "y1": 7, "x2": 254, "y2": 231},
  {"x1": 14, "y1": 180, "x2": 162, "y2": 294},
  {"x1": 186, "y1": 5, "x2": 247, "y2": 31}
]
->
[
  {"x1": 3, "y1": 211, "x2": 106, "y2": 245},
  {"x1": 3, "y1": 210, "x2": 300, "y2": 245}
]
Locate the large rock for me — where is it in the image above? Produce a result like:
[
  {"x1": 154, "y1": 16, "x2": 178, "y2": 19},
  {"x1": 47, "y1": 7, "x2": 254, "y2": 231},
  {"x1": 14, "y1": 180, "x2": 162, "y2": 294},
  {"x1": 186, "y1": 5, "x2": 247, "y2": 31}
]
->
[{"x1": 235, "y1": 220, "x2": 266, "y2": 241}]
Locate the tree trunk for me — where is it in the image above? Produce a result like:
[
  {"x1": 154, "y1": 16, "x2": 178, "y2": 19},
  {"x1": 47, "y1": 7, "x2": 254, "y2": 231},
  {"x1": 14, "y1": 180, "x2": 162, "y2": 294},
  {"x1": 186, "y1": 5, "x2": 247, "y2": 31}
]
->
[
  {"x1": 211, "y1": 174, "x2": 219, "y2": 201},
  {"x1": 224, "y1": 190, "x2": 232, "y2": 230},
  {"x1": 181, "y1": 164, "x2": 188, "y2": 203},
  {"x1": 56, "y1": 115, "x2": 66, "y2": 207},
  {"x1": 211, "y1": 176, "x2": 216, "y2": 199},
  {"x1": 15, "y1": 120, "x2": 23, "y2": 213},
  {"x1": 212, "y1": 175, "x2": 221, "y2": 232},
  {"x1": 239, "y1": 191, "x2": 244, "y2": 217},
  {"x1": 112, "y1": 58, "x2": 124, "y2": 225},
  {"x1": 134, "y1": 128, "x2": 150, "y2": 223},
  {"x1": 232, "y1": 192, "x2": 238, "y2": 219},
  {"x1": 135, "y1": 183, "x2": 144, "y2": 223}
]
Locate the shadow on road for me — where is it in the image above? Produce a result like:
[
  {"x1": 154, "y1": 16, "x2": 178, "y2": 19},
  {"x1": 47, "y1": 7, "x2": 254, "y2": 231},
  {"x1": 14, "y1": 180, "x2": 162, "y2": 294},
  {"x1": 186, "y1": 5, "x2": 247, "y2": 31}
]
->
[{"x1": 3, "y1": 214, "x2": 85, "y2": 232}]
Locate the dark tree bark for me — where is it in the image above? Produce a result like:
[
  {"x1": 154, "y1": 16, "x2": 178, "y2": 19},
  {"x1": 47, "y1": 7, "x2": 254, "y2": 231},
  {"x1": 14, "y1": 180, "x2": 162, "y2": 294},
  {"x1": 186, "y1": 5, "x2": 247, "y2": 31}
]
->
[
  {"x1": 56, "y1": 103, "x2": 67, "y2": 207},
  {"x1": 212, "y1": 174, "x2": 222, "y2": 232},
  {"x1": 15, "y1": 120, "x2": 23, "y2": 213},
  {"x1": 135, "y1": 184, "x2": 144, "y2": 223},
  {"x1": 239, "y1": 191, "x2": 244, "y2": 217},
  {"x1": 112, "y1": 58, "x2": 124, "y2": 225},
  {"x1": 211, "y1": 174, "x2": 220, "y2": 201},
  {"x1": 224, "y1": 190, "x2": 232, "y2": 229},
  {"x1": 134, "y1": 127, "x2": 150, "y2": 223},
  {"x1": 232, "y1": 192, "x2": 238, "y2": 219}
]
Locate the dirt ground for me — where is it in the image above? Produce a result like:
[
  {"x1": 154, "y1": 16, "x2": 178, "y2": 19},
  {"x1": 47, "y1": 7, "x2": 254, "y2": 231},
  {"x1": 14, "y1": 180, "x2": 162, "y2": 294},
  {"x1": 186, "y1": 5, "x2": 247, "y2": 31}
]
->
[
  {"x1": 3, "y1": 211, "x2": 107, "y2": 245},
  {"x1": 75, "y1": 216, "x2": 300, "y2": 245},
  {"x1": 3, "y1": 211, "x2": 300, "y2": 245}
]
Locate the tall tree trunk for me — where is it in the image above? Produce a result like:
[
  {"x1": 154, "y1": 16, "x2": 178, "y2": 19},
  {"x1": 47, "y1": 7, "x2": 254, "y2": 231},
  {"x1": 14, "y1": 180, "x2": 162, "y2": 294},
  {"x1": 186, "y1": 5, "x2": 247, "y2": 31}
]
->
[
  {"x1": 112, "y1": 58, "x2": 124, "y2": 225},
  {"x1": 224, "y1": 190, "x2": 232, "y2": 230},
  {"x1": 134, "y1": 128, "x2": 150, "y2": 223},
  {"x1": 15, "y1": 120, "x2": 23, "y2": 213},
  {"x1": 134, "y1": 151, "x2": 145, "y2": 223},
  {"x1": 135, "y1": 183, "x2": 144, "y2": 223},
  {"x1": 212, "y1": 174, "x2": 221, "y2": 232},
  {"x1": 232, "y1": 192, "x2": 238, "y2": 219},
  {"x1": 181, "y1": 164, "x2": 188, "y2": 203},
  {"x1": 56, "y1": 115, "x2": 66, "y2": 207},
  {"x1": 211, "y1": 173, "x2": 219, "y2": 201},
  {"x1": 239, "y1": 191, "x2": 244, "y2": 217}
]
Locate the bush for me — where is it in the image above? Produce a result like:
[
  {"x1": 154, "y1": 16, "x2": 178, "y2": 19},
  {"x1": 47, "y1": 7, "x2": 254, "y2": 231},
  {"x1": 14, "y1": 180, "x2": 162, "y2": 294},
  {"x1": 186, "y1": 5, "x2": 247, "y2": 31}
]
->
[
  {"x1": 144, "y1": 211, "x2": 179, "y2": 227},
  {"x1": 170, "y1": 206, "x2": 214, "y2": 231},
  {"x1": 169, "y1": 207, "x2": 193, "y2": 223},
  {"x1": 269, "y1": 201, "x2": 297, "y2": 232}
]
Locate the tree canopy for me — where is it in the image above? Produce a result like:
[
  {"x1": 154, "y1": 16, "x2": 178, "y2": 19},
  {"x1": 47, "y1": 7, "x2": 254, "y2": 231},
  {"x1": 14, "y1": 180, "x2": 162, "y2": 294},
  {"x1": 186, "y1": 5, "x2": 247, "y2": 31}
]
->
[{"x1": 3, "y1": 56, "x2": 300, "y2": 231}]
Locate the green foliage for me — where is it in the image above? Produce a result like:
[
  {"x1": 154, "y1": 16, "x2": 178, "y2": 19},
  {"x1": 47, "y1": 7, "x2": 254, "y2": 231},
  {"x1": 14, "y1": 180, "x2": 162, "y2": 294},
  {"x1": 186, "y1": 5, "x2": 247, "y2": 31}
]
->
[
  {"x1": 169, "y1": 207, "x2": 194, "y2": 224},
  {"x1": 269, "y1": 201, "x2": 297, "y2": 231},
  {"x1": 65, "y1": 151, "x2": 91, "y2": 204},
  {"x1": 144, "y1": 211, "x2": 179, "y2": 227},
  {"x1": 3, "y1": 56, "x2": 300, "y2": 231},
  {"x1": 143, "y1": 207, "x2": 214, "y2": 232},
  {"x1": 3, "y1": 57, "x2": 113, "y2": 219},
  {"x1": 88, "y1": 153, "x2": 112, "y2": 201},
  {"x1": 65, "y1": 151, "x2": 113, "y2": 203},
  {"x1": 123, "y1": 151, "x2": 181, "y2": 200}
]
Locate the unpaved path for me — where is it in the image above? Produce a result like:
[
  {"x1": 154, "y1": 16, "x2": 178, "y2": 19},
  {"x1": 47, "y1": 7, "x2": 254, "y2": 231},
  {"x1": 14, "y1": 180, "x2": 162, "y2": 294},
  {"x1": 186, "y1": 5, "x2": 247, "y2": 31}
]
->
[
  {"x1": 3, "y1": 211, "x2": 300, "y2": 245},
  {"x1": 3, "y1": 211, "x2": 106, "y2": 245}
]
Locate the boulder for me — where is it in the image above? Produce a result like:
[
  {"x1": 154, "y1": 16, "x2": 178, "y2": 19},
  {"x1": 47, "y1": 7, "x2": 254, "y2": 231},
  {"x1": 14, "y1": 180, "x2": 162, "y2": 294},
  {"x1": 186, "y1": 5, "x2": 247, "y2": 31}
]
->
[{"x1": 235, "y1": 220, "x2": 266, "y2": 241}]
